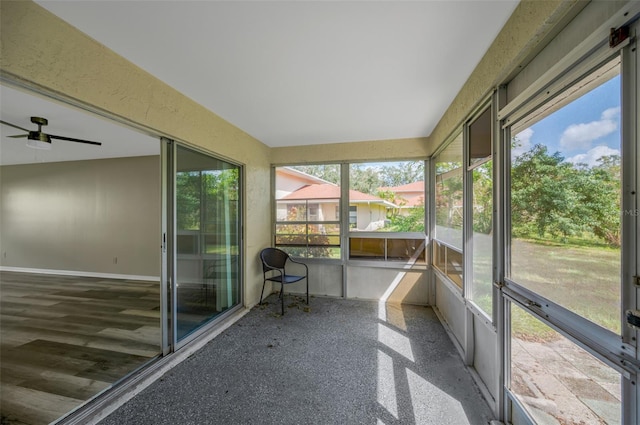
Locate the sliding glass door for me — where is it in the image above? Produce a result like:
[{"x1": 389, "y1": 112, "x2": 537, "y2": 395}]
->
[{"x1": 164, "y1": 141, "x2": 242, "y2": 347}]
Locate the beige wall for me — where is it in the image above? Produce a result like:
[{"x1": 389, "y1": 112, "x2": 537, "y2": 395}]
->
[
  {"x1": 0, "y1": 0, "x2": 272, "y2": 306},
  {"x1": 0, "y1": 156, "x2": 160, "y2": 276},
  {"x1": 272, "y1": 137, "x2": 429, "y2": 164}
]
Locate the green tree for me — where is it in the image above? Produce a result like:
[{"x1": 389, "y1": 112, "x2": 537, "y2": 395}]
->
[
  {"x1": 290, "y1": 165, "x2": 340, "y2": 184},
  {"x1": 350, "y1": 166, "x2": 383, "y2": 194},
  {"x1": 511, "y1": 145, "x2": 621, "y2": 246},
  {"x1": 379, "y1": 162, "x2": 425, "y2": 186},
  {"x1": 388, "y1": 204, "x2": 425, "y2": 232},
  {"x1": 176, "y1": 171, "x2": 202, "y2": 230},
  {"x1": 572, "y1": 156, "x2": 621, "y2": 246},
  {"x1": 435, "y1": 163, "x2": 463, "y2": 230},
  {"x1": 472, "y1": 160, "x2": 493, "y2": 234},
  {"x1": 511, "y1": 144, "x2": 579, "y2": 240}
]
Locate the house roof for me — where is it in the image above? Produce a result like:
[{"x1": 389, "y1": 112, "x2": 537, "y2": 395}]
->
[
  {"x1": 378, "y1": 181, "x2": 425, "y2": 207},
  {"x1": 276, "y1": 167, "x2": 334, "y2": 185},
  {"x1": 281, "y1": 184, "x2": 396, "y2": 207},
  {"x1": 399, "y1": 196, "x2": 425, "y2": 208},
  {"x1": 378, "y1": 181, "x2": 425, "y2": 193}
]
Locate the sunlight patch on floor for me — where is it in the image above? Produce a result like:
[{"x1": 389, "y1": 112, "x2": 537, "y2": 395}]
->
[
  {"x1": 378, "y1": 323, "x2": 414, "y2": 362},
  {"x1": 406, "y1": 368, "x2": 469, "y2": 424},
  {"x1": 377, "y1": 349, "x2": 399, "y2": 419}
]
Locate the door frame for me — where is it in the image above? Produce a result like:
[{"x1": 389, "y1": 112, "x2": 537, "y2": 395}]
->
[{"x1": 498, "y1": 15, "x2": 640, "y2": 424}]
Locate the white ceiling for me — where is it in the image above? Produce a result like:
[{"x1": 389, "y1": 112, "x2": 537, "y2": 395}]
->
[
  {"x1": 0, "y1": 85, "x2": 159, "y2": 165},
  {"x1": 30, "y1": 0, "x2": 519, "y2": 148}
]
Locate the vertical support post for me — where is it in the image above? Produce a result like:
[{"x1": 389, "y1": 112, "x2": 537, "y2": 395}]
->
[
  {"x1": 495, "y1": 86, "x2": 508, "y2": 421},
  {"x1": 621, "y1": 26, "x2": 639, "y2": 425}
]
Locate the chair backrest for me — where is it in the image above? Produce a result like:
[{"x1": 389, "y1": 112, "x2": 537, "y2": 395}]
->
[{"x1": 260, "y1": 248, "x2": 289, "y2": 272}]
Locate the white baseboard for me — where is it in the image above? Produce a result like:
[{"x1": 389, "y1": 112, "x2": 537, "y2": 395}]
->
[{"x1": 0, "y1": 266, "x2": 159, "y2": 282}]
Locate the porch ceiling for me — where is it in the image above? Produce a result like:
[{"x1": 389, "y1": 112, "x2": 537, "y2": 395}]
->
[{"x1": 33, "y1": 1, "x2": 519, "y2": 148}]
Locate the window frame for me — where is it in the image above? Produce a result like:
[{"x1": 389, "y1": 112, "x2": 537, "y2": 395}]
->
[
  {"x1": 464, "y1": 99, "x2": 495, "y2": 322},
  {"x1": 272, "y1": 160, "x2": 428, "y2": 267},
  {"x1": 432, "y1": 131, "x2": 465, "y2": 289},
  {"x1": 499, "y1": 38, "x2": 639, "y2": 425},
  {"x1": 346, "y1": 160, "x2": 427, "y2": 264}
]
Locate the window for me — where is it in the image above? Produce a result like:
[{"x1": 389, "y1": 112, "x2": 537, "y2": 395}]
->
[
  {"x1": 274, "y1": 165, "x2": 341, "y2": 258},
  {"x1": 433, "y1": 133, "x2": 463, "y2": 286},
  {"x1": 349, "y1": 205, "x2": 357, "y2": 229},
  {"x1": 348, "y1": 161, "x2": 426, "y2": 262},
  {"x1": 349, "y1": 161, "x2": 425, "y2": 232},
  {"x1": 468, "y1": 105, "x2": 493, "y2": 315},
  {"x1": 508, "y1": 58, "x2": 621, "y2": 334},
  {"x1": 308, "y1": 203, "x2": 320, "y2": 221},
  {"x1": 274, "y1": 161, "x2": 426, "y2": 263},
  {"x1": 350, "y1": 237, "x2": 426, "y2": 262},
  {"x1": 469, "y1": 107, "x2": 492, "y2": 166}
]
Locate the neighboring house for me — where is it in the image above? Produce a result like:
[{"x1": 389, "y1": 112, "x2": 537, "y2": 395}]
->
[
  {"x1": 275, "y1": 167, "x2": 330, "y2": 200},
  {"x1": 378, "y1": 181, "x2": 425, "y2": 215},
  {"x1": 275, "y1": 168, "x2": 395, "y2": 231}
]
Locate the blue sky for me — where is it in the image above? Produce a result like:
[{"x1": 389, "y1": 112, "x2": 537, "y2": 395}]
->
[{"x1": 513, "y1": 74, "x2": 621, "y2": 167}]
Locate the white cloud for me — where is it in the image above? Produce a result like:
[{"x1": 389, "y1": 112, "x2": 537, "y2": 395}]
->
[
  {"x1": 601, "y1": 106, "x2": 621, "y2": 121},
  {"x1": 512, "y1": 127, "x2": 533, "y2": 158},
  {"x1": 566, "y1": 145, "x2": 620, "y2": 167},
  {"x1": 560, "y1": 107, "x2": 620, "y2": 151}
]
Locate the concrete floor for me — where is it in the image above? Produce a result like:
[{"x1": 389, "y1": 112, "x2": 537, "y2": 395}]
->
[{"x1": 99, "y1": 295, "x2": 495, "y2": 425}]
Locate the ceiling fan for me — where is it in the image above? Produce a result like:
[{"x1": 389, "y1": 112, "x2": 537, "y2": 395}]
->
[{"x1": 0, "y1": 116, "x2": 102, "y2": 150}]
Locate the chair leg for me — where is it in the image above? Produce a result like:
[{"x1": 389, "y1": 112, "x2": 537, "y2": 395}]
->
[
  {"x1": 259, "y1": 280, "x2": 266, "y2": 305},
  {"x1": 306, "y1": 278, "x2": 309, "y2": 305},
  {"x1": 281, "y1": 283, "x2": 285, "y2": 315}
]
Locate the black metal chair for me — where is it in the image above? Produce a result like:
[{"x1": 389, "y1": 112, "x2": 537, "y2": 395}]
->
[{"x1": 259, "y1": 247, "x2": 308, "y2": 315}]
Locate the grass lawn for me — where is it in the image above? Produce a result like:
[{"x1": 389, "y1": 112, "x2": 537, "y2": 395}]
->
[{"x1": 511, "y1": 238, "x2": 621, "y2": 337}]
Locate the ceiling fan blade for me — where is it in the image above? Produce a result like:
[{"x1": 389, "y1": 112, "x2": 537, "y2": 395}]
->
[
  {"x1": 0, "y1": 119, "x2": 31, "y2": 133},
  {"x1": 49, "y1": 134, "x2": 102, "y2": 146},
  {"x1": 8, "y1": 134, "x2": 28, "y2": 138}
]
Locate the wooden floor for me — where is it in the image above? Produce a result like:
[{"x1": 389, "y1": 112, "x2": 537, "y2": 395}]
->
[{"x1": 0, "y1": 272, "x2": 161, "y2": 425}]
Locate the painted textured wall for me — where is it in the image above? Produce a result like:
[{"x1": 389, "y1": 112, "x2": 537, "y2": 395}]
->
[
  {"x1": 1, "y1": 156, "x2": 160, "y2": 276},
  {"x1": 0, "y1": 0, "x2": 272, "y2": 306},
  {"x1": 507, "y1": 0, "x2": 627, "y2": 103},
  {"x1": 272, "y1": 137, "x2": 429, "y2": 164}
]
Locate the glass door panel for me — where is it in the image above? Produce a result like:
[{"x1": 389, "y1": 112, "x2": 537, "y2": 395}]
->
[
  {"x1": 471, "y1": 159, "x2": 493, "y2": 314},
  {"x1": 468, "y1": 105, "x2": 493, "y2": 316},
  {"x1": 509, "y1": 58, "x2": 621, "y2": 334},
  {"x1": 175, "y1": 145, "x2": 240, "y2": 341}
]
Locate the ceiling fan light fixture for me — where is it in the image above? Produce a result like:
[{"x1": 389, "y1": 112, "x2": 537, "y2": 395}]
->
[{"x1": 26, "y1": 131, "x2": 52, "y2": 150}]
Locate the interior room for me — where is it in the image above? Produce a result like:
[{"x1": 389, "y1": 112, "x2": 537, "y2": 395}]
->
[
  {"x1": 0, "y1": 85, "x2": 163, "y2": 423},
  {"x1": 1, "y1": 1, "x2": 639, "y2": 424}
]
